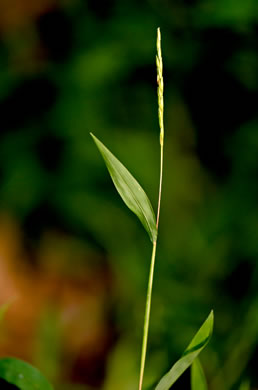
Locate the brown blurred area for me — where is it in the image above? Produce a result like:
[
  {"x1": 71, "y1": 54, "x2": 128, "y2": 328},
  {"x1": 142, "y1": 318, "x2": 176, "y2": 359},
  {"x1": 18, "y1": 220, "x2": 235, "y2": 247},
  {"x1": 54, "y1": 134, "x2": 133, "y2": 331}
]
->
[
  {"x1": 0, "y1": 213, "x2": 117, "y2": 387},
  {"x1": 0, "y1": 0, "x2": 57, "y2": 74},
  {"x1": 0, "y1": 0, "x2": 56, "y2": 32}
]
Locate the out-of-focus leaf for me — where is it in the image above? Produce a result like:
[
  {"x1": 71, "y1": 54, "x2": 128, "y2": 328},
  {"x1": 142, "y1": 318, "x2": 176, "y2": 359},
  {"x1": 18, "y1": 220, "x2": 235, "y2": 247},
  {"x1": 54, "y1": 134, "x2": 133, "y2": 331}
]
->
[
  {"x1": 0, "y1": 358, "x2": 54, "y2": 390},
  {"x1": 239, "y1": 380, "x2": 250, "y2": 390},
  {"x1": 191, "y1": 358, "x2": 208, "y2": 390},
  {"x1": 155, "y1": 311, "x2": 214, "y2": 390},
  {"x1": 90, "y1": 133, "x2": 157, "y2": 243}
]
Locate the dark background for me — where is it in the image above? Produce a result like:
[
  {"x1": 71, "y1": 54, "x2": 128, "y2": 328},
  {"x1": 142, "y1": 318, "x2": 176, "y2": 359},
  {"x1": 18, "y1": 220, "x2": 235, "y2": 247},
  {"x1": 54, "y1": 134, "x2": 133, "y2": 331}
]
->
[{"x1": 0, "y1": 1, "x2": 258, "y2": 389}]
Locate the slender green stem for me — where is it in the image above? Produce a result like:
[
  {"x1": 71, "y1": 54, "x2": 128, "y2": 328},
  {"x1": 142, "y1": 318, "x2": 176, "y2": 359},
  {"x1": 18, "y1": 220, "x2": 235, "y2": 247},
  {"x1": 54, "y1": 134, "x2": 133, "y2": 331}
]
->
[
  {"x1": 138, "y1": 27, "x2": 164, "y2": 390},
  {"x1": 156, "y1": 142, "x2": 164, "y2": 231},
  {"x1": 138, "y1": 240, "x2": 157, "y2": 390}
]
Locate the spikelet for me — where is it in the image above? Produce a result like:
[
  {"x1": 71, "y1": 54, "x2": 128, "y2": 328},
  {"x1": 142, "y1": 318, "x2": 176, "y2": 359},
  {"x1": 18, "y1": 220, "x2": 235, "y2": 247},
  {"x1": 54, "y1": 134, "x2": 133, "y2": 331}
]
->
[{"x1": 156, "y1": 28, "x2": 164, "y2": 146}]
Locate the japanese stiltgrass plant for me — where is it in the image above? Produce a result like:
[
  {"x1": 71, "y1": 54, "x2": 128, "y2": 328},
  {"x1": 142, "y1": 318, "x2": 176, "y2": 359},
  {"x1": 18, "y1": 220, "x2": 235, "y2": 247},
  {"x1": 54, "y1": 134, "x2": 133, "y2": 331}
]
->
[
  {"x1": 91, "y1": 28, "x2": 213, "y2": 390},
  {"x1": 0, "y1": 29, "x2": 213, "y2": 390}
]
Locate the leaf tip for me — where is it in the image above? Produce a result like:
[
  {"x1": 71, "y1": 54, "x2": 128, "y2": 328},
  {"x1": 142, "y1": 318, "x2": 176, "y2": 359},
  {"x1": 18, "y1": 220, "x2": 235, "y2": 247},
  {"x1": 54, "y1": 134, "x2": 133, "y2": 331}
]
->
[{"x1": 207, "y1": 310, "x2": 214, "y2": 336}]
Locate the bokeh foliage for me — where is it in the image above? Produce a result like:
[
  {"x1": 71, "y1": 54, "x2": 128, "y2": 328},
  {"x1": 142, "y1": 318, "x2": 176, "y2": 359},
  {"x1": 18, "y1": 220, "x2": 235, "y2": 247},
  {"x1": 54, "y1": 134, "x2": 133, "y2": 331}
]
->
[{"x1": 0, "y1": 0, "x2": 258, "y2": 389}]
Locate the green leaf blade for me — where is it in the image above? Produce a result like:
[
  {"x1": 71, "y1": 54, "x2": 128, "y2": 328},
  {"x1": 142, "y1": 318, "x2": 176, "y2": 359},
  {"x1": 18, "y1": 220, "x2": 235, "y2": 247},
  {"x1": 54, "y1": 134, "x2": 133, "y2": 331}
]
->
[
  {"x1": 0, "y1": 358, "x2": 54, "y2": 390},
  {"x1": 155, "y1": 310, "x2": 214, "y2": 390},
  {"x1": 91, "y1": 133, "x2": 157, "y2": 243},
  {"x1": 191, "y1": 358, "x2": 208, "y2": 390}
]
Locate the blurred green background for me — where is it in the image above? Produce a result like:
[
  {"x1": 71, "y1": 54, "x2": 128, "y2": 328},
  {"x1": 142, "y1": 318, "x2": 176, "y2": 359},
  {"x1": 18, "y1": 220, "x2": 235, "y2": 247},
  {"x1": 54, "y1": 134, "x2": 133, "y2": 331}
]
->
[{"x1": 0, "y1": 0, "x2": 258, "y2": 389}]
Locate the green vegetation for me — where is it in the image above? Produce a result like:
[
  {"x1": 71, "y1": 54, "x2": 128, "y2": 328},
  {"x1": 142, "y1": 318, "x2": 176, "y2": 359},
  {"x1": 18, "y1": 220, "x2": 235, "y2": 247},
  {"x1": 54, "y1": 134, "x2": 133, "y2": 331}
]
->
[
  {"x1": 0, "y1": 358, "x2": 54, "y2": 390},
  {"x1": 0, "y1": 1, "x2": 258, "y2": 389}
]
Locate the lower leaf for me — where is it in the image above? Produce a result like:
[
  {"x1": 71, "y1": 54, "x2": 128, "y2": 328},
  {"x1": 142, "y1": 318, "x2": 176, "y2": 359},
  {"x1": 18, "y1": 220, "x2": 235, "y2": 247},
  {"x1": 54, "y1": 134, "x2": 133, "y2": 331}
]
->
[
  {"x1": 155, "y1": 310, "x2": 213, "y2": 390},
  {"x1": 0, "y1": 358, "x2": 54, "y2": 390}
]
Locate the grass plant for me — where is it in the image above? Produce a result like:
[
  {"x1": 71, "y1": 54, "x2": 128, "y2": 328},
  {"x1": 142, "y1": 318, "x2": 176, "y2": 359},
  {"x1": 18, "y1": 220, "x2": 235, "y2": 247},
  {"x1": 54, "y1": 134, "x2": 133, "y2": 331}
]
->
[{"x1": 91, "y1": 28, "x2": 213, "y2": 390}]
